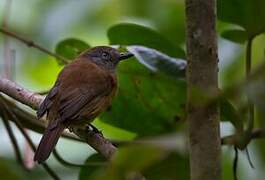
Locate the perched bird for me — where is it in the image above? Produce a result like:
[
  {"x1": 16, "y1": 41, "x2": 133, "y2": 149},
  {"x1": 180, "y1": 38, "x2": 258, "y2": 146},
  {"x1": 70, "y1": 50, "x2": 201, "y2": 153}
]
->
[{"x1": 34, "y1": 46, "x2": 133, "y2": 163}]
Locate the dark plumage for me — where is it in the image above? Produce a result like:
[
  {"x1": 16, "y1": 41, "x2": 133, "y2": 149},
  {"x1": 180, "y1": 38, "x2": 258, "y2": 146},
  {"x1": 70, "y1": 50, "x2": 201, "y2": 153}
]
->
[{"x1": 34, "y1": 46, "x2": 133, "y2": 163}]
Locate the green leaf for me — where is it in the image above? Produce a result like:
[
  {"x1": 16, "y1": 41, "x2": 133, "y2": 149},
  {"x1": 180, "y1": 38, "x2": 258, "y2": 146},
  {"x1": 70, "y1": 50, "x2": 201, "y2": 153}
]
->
[
  {"x1": 143, "y1": 152, "x2": 189, "y2": 180},
  {"x1": 23, "y1": 56, "x2": 62, "y2": 89},
  {"x1": 100, "y1": 45, "x2": 241, "y2": 136},
  {"x1": 92, "y1": 119, "x2": 136, "y2": 140},
  {"x1": 220, "y1": 98, "x2": 243, "y2": 130},
  {"x1": 127, "y1": 45, "x2": 186, "y2": 79},
  {"x1": 55, "y1": 38, "x2": 90, "y2": 64},
  {"x1": 107, "y1": 23, "x2": 185, "y2": 58},
  {"x1": 89, "y1": 145, "x2": 165, "y2": 180},
  {"x1": 0, "y1": 162, "x2": 20, "y2": 180},
  {"x1": 100, "y1": 59, "x2": 186, "y2": 137},
  {"x1": 0, "y1": 158, "x2": 25, "y2": 180},
  {"x1": 113, "y1": 145, "x2": 163, "y2": 171},
  {"x1": 217, "y1": 0, "x2": 265, "y2": 37},
  {"x1": 221, "y1": 29, "x2": 248, "y2": 43},
  {"x1": 79, "y1": 154, "x2": 106, "y2": 180},
  {"x1": 222, "y1": 150, "x2": 236, "y2": 180}
]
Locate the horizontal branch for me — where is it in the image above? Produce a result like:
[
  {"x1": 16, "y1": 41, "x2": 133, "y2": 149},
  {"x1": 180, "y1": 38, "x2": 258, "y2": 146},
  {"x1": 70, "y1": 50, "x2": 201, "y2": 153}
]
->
[
  {"x1": 0, "y1": 97, "x2": 81, "y2": 142},
  {"x1": 0, "y1": 78, "x2": 43, "y2": 109},
  {"x1": 0, "y1": 77, "x2": 116, "y2": 159}
]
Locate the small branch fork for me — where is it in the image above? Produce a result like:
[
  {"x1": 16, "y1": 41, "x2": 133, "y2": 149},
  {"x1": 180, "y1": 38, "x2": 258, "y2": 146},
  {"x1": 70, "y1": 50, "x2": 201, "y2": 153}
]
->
[
  {"x1": 0, "y1": 77, "x2": 117, "y2": 159},
  {"x1": 0, "y1": 96, "x2": 59, "y2": 179}
]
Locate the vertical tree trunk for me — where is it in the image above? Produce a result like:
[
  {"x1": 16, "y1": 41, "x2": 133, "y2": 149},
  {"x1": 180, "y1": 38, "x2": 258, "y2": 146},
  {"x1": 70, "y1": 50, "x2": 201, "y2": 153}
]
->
[{"x1": 185, "y1": 0, "x2": 221, "y2": 180}]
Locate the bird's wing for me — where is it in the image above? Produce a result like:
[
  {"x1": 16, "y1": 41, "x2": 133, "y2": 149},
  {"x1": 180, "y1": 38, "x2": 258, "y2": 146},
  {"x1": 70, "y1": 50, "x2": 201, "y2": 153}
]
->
[
  {"x1": 57, "y1": 87, "x2": 99, "y2": 122},
  {"x1": 57, "y1": 63, "x2": 115, "y2": 123},
  {"x1": 37, "y1": 81, "x2": 60, "y2": 119},
  {"x1": 37, "y1": 61, "x2": 116, "y2": 124}
]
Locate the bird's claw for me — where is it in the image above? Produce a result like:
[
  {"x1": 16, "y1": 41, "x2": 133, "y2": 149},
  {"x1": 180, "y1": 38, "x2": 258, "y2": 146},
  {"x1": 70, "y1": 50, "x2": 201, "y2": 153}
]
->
[{"x1": 86, "y1": 124, "x2": 103, "y2": 135}]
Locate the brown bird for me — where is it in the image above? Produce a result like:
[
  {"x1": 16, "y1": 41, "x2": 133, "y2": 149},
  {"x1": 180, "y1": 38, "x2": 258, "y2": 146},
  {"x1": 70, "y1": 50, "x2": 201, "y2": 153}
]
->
[{"x1": 34, "y1": 46, "x2": 133, "y2": 163}]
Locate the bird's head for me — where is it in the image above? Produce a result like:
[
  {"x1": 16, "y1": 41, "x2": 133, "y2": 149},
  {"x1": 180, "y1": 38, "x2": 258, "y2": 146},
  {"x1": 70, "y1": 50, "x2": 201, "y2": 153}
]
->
[{"x1": 79, "y1": 46, "x2": 133, "y2": 71}]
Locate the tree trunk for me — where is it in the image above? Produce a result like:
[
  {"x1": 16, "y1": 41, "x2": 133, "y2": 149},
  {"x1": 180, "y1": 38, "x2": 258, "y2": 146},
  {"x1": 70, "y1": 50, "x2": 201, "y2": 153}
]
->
[{"x1": 185, "y1": 0, "x2": 221, "y2": 180}]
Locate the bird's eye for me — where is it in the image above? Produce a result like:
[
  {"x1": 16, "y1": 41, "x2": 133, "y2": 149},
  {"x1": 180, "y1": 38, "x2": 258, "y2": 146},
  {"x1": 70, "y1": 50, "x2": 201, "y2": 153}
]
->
[{"x1": 101, "y1": 52, "x2": 111, "y2": 60}]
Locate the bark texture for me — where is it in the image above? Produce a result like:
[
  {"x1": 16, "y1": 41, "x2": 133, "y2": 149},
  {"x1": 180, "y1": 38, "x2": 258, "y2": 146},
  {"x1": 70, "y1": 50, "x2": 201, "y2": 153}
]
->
[{"x1": 185, "y1": 0, "x2": 221, "y2": 179}]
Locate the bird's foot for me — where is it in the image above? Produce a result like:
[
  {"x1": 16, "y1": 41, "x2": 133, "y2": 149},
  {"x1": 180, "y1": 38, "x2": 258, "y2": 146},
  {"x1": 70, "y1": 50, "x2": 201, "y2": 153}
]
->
[
  {"x1": 86, "y1": 124, "x2": 103, "y2": 135},
  {"x1": 68, "y1": 127, "x2": 74, "y2": 132}
]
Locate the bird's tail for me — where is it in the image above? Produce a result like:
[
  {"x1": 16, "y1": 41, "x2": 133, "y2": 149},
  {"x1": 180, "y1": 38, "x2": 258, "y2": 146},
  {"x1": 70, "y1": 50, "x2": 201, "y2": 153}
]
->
[{"x1": 34, "y1": 123, "x2": 65, "y2": 163}]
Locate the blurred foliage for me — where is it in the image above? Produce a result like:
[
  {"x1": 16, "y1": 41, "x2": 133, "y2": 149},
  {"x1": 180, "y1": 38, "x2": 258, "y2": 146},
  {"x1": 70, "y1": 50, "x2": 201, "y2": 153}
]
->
[
  {"x1": 255, "y1": 110, "x2": 265, "y2": 164},
  {"x1": 0, "y1": 158, "x2": 23, "y2": 180},
  {"x1": 221, "y1": 148, "x2": 235, "y2": 180},
  {"x1": 79, "y1": 145, "x2": 189, "y2": 180},
  {"x1": 106, "y1": 29, "x2": 187, "y2": 136},
  {"x1": 55, "y1": 38, "x2": 90, "y2": 64},
  {"x1": 0, "y1": 0, "x2": 265, "y2": 179},
  {"x1": 0, "y1": 157, "x2": 71, "y2": 180},
  {"x1": 221, "y1": 29, "x2": 248, "y2": 44},
  {"x1": 217, "y1": 0, "x2": 265, "y2": 38},
  {"x1": 102, "y1": 59, "x2": 186, "y2": 136},
  {"x1": 246, "y1": 78, "x2": 265, "y2": 113},
  {"x1": 143, "y1": 152, "x2": 189, "y2": 180},
  {"x1": 79, "y1": 153, "x2": 106, "y2": 180},
  {"x1": 108, "y1": 23, "x2": 185, "y2": 58},
  {"x1": 220, "y1": 99, "x2": 243, "y2": 130}
]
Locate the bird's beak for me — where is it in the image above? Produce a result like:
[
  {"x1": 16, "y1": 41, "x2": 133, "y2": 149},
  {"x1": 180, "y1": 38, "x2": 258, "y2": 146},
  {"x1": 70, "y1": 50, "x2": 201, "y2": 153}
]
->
[{"x1": 119, "y1": 52, "x2": 134, "y2": 61}]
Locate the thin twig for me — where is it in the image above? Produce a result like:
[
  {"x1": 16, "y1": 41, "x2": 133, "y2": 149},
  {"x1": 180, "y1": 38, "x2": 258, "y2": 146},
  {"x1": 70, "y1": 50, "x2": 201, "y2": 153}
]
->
[
  {"x1": 233, "y1": 146, "x2": 238, "y2": 180},
  {"x1": 2, "y1": 97, "x2": 111, "y2": 167},
  {"x1": 53, "y1": 149, "x2": 106, "y2": 168},
  {"x1": 0, "y1": 97, "x2": 60, "y2": 180},
  {"x1": 245, "y1": 148, "x2": 255, "y2": 169},
  {"x1": 0, "y1": 27, "x2": 68, "y2": 64},
  {"x1": 53, "y1": 149, "x2": 84, "y2": 168},
  {"x1": 0, "y1": 104, "x2": 24, "y2": 166}
]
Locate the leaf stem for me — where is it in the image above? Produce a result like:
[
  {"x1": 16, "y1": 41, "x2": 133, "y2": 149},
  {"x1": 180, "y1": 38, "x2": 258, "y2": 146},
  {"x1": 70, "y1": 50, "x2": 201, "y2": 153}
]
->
[{"x1": 246, "y1": 37, "x2": 254, "y2": 135}]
